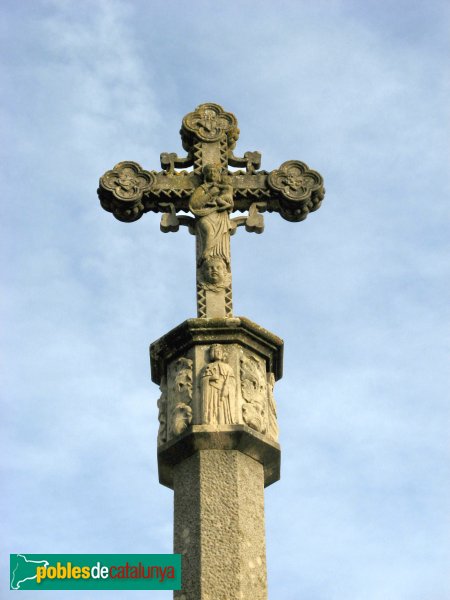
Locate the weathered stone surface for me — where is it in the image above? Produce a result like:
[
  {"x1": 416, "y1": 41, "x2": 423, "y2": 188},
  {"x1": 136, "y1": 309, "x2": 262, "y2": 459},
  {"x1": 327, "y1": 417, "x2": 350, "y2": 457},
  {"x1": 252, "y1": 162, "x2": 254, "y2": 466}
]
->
[
  {"x1": 158, "y1": 425, "x2": 280, "y2": 489},
  {"x1": 98, "y1": 103, "x2": 325, "y2": 318},
  {"x1": 151, "y1": 316, "x2": 281, "y2": 597},
  {"x1": 150, "y1": 318, "x2": 283, "y2": 454},
  {"x1": 98, "y1": 103, "x2": 324, "y2": 220},
  {"x1": 174, "y1": 450, "x2": 267, "y2": 600},
  {"x1": 97, "y1": 104, "x2": 325, "y2": 600},
  {"x1": 151, "y1": 317, "x2": 283, "y2": 496},
  {"x1": 150, "y1": 317, "x2": 283, "y2": 385}
]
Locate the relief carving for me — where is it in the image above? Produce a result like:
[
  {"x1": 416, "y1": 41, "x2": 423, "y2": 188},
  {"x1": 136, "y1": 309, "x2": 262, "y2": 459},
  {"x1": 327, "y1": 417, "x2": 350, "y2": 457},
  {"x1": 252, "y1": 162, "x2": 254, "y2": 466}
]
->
[
  {"x1": 169, "y1": 357, "x2": 193, "y2": 438},
  {"x1": 267, "y1": 160, "x2": 323, "y2": 202},
  {"x1": 240, "y1": 354, "x2": 267, "y2": 434},
  {"x1": 173, "y1": 357, "x2": 193, "y2": 404},
  {"x1": 267, "y1": 372, "x2": 279, "y2": 442},
  {"x1": 198, "y1": 256, "x2": 231, "y2": 292},
  {"x1": 171, "y1": 403, "x2": 193, "y2": 437},
  {"x1": 181, "y1": 103, "x2": 238, "y2": 145},
  {"x1": 156, "y1": 375, "x2": 168, "y2": 446},
  {"x1": 201, "y1": 345, "x2": 236, "y2": 425},
  {"x1": 100, "y1": 161, "x2": 155, "y2": 202},
  {"x1": 98, "y1": 161, "x2": 156, "y2": 223},
  {"x1": 267, "y1": 160, "x2": 324, "y2": 223},
  {"x1": 190, "y1": 164, "x2": 234, "y2": 270},
  {"x1": 192, "y1": 164, "x2": 234, "y2": 317}
]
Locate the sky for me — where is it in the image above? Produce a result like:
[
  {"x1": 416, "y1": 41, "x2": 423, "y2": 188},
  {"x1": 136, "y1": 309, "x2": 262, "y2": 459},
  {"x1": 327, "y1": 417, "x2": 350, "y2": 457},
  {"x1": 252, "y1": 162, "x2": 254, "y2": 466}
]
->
[{"x1": 1, "y1": 0, "x2": 449, "y2": 598}]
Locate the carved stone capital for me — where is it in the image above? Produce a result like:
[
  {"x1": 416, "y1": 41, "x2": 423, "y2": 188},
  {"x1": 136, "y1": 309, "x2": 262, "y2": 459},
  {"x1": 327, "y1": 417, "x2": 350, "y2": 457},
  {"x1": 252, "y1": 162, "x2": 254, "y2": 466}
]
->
[
  {"x1": 158, "y1": 425, "x2": 280, "y2": 489},
  {"x1": 150, "y1": 317, "x2": 283, "y2": 384},
  {"x1": 150, "y1": 318, "x2": 283, "y2": 487}
]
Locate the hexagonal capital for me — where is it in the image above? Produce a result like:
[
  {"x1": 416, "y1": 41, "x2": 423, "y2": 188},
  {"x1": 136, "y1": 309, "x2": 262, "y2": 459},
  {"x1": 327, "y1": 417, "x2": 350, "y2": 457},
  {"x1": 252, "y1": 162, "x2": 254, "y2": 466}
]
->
[
  {"x1": 151, "y1": 317, "x2": 284, "y2": 486},
  {"x1": 158, "y1": 425, "x2": 280, "y2": 489},
  {"x1": 150, "y1": 317, "x2": 283, "y2": 385}
]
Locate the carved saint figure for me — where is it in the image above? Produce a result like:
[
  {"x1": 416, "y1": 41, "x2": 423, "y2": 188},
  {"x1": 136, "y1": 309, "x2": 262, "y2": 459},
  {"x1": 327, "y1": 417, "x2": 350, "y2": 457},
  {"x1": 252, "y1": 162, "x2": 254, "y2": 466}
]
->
[
  {"x1": 201, "y1": 344, "x2": 235, "y2": 425},
  {"x1": 189, "y1": 164, "x2": 234, "y2": 269}
]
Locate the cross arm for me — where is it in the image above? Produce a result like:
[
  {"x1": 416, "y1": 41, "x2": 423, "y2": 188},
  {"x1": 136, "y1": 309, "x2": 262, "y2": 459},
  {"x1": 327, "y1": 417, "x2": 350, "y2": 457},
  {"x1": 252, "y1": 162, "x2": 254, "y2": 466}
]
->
[
  {"x1": 97, "y1": 102, "x2": 324, "y2": 225},
  {"x1": 97, "y1": 160, "x2": 198, "y2": 222},
  {"x1": 97, "y1": 159, "x2": 324, "y2": 225},
  {"x1": 226, "y1": 159, "x2": 324, "y2": 223}
]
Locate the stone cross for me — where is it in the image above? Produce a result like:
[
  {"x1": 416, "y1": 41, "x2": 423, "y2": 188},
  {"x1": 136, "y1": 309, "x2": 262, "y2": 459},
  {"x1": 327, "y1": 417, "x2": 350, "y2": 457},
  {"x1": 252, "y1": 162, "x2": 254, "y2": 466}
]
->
[
  {"x1": 97, "y1": 103, "x2": 324, "y2": 599},
  {"x1": 98, "y1": 103, "x2": 324, "y2": 319}
]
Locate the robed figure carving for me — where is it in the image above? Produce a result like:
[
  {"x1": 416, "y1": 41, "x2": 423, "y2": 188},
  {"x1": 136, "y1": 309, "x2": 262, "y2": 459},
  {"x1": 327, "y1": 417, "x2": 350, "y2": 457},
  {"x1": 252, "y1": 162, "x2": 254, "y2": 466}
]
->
[
  {"x1": 189, "y1": 164, "x2": 233, "y2": 269},
  {"x1": 201, "y1": 344, "x2": 236, "y2": 425}
]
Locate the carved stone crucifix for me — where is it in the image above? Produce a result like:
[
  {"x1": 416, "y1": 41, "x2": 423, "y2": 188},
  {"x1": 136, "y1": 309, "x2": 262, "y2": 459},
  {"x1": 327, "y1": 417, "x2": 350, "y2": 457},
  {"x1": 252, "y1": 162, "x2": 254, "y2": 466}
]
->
[
  {"x1": 97, "y1": 103, "x2": 325, "y2": 600},
  {"x1": 98, "y1": 103, "x2": 325, "y2": 318}
]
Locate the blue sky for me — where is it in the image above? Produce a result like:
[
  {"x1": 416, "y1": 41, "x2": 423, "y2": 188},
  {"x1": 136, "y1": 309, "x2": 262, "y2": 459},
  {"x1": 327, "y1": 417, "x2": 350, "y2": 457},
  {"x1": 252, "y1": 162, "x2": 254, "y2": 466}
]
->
[{"x1": 1, "y1": 0, "x2": 449, "y2": 598}]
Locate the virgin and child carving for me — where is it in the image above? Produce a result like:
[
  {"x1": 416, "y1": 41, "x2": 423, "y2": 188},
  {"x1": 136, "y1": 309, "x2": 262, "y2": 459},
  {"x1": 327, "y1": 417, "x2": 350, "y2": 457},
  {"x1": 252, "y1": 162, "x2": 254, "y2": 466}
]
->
[{"x1": 189, "y1": 164, "x2": 233, "y2": 274}]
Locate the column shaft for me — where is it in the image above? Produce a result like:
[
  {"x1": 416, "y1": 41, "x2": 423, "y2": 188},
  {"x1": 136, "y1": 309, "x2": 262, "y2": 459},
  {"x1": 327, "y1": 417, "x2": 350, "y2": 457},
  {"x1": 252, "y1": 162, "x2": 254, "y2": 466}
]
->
[{"x1": 174, "y1": 449, "x2": 267, "y2": 600}]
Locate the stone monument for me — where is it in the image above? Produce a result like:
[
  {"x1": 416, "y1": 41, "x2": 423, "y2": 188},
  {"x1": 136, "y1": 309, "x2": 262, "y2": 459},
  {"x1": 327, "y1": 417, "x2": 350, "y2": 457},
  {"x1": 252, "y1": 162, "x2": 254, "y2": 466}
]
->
[{"x1": 97, "y1": 103, "x2": 324, "y2": 599}]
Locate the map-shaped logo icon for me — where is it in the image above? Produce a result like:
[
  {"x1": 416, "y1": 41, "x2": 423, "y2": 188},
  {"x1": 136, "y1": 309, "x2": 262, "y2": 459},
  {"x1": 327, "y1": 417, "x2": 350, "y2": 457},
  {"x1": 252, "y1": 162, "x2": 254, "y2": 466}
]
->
[{"x1": 10, "y1": 554, "x2": 49, "y2": 590}]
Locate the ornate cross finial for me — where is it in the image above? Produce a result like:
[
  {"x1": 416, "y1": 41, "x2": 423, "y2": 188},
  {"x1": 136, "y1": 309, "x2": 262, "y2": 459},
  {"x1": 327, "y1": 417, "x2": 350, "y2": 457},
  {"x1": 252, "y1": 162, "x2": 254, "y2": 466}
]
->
[{"x1": 98, "y1": 103, "x2": 325, "y2": 318}]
